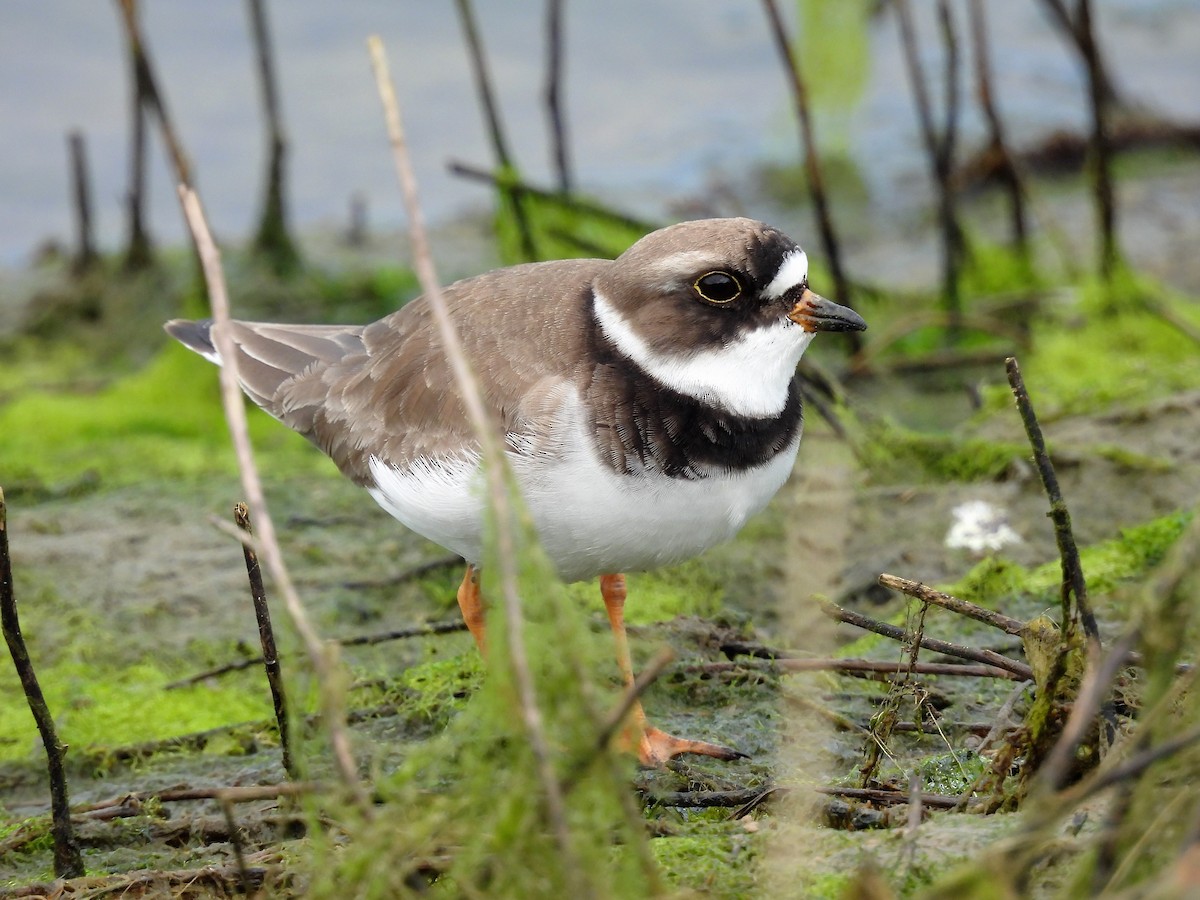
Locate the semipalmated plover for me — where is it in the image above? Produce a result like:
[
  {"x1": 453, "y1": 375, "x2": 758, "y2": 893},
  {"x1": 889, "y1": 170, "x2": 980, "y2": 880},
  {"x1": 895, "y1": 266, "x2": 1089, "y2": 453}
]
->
[{"x1": 166, "y1": 217, "x2": 866, "y2": 764}]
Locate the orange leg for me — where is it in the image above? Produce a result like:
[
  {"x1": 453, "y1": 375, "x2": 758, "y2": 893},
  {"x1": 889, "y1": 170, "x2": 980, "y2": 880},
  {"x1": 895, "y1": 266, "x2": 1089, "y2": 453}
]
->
[
  {"x1": 599, "y1": 573, "x2": 746, "y2": 766},
  {"x1": 457, "y1": 565, "x2": 486, "y2": 654}
]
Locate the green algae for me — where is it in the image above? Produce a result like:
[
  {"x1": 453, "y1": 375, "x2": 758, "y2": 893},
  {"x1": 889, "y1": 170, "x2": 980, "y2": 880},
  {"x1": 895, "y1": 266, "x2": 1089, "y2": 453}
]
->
[
  {"x1": 372, "y1": 651, "x2": 485, "y2": 732},
  {"x1": 852, "y1": 405, "x2": 1176, "y2": 488},
  {"x1": 2, "y1": 207, "x2": 1197, "y2": 896},
  {"x1": 959, "y1": 242, "x2": 1041, "y2": 299},
  {"x1": 854, "y1": 419, "x2": 1026, "y2": 484},
  {"x1": 491, "y1": 167, "x2": 650, "y2": 266},
  {"x1": 976, "y1": 273, "x2": 1200, "y2": 419},
  {"x1": 0, "y1": 249, "x2": 425, "y2": 496},
  {"x1": 558, "y1": 559, "x2": 726, "y2": 628},
  {"x1": 0, "y1": 659, "x2": 274, "y2": 767},
  {"x1": 760, "y1": 812, "x2": 1028, "y2": 899},
  {"x1": 825, "y1": 509, "x2": 1191, "y2": 680},
  {"x1": 953, "y1": 509, "x2": 1193, "y2": 609},
  {"x1": 951, "y1": 557, "x2": 1036, "y2": 607},
  {"x1": 276, "y1": 477, "x2": 676, "y2": 898},
  {"x1": 0, "y1": 344, "x2": 332, "y2": 495},
  {"x1": 651, "y1": 826, "x2": 760, "y2": 898}
]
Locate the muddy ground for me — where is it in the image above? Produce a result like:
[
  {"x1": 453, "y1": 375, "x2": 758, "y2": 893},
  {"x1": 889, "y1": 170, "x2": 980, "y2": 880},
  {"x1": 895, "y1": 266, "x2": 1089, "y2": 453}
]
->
[{"x1": 2, "y1": 162, "x2": 1200, "y2": 895}]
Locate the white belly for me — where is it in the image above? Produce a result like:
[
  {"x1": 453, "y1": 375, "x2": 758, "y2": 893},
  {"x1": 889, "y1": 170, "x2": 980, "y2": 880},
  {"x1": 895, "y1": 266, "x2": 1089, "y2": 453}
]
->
[{"x1": 366, "y1": 396, "x2": 801, "y2": 582}]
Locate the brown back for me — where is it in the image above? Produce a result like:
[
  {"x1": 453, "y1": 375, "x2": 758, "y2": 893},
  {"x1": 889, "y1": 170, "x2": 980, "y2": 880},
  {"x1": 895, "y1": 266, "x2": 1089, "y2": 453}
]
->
[{"x1": 216, "y1": 258, "x2": 606, "y2": 484}]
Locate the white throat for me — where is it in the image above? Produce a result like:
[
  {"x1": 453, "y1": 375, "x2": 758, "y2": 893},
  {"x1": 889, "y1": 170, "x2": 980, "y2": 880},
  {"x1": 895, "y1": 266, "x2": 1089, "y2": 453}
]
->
[{"x1": 592, "y1": 289, "x2": 813, "y2": 418}]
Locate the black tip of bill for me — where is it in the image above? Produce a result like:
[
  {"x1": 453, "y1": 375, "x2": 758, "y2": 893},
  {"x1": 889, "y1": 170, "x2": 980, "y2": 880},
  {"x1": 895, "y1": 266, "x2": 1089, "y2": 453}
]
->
[{"x1": 788, "y1": 291, "x2": 868, "y2": 333}]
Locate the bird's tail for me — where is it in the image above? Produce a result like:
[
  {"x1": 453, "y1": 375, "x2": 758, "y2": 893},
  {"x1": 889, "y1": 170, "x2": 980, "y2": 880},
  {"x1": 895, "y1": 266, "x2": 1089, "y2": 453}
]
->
[{"x1": 164, "y1": 318, "x2": 366, "y2": 415}]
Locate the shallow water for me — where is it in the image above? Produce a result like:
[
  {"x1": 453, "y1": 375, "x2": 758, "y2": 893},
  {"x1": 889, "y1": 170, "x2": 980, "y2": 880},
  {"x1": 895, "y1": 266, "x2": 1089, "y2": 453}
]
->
[{"x1": 3, "y1": 1, "x2": 1198, "y2": 267}]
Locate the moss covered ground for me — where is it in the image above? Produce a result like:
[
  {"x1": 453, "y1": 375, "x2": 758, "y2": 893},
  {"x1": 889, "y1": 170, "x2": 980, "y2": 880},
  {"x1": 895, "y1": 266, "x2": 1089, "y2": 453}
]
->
[{"x1": 3, "y1": 162, "x2": 1200, "y2": 895}]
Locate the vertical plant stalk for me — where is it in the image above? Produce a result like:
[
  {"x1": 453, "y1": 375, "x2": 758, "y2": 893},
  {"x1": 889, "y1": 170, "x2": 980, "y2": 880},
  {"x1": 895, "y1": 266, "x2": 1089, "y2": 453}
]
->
[
  {"x1": 234, "y1": 503, "x2": 296, "y2": 780},
  {"x1": 895, "y1": 0, "x2": 966, "y2": 342},
  {"x1": 453, "y1": 0, "x2": 515, "y2": 176},
  {"x1": 247, "y1": 0, "x2": 300, "y2": 274},
  {"x1": 454, "y1": 0, "x2": 538, "y2": 260},
  {"x1": 0, "y1": 488, "x2": 85, "y2": 879},
  {"x1": 177, "y1": 186, "x2": 367, "y2": 809},
  {"x1": 117, "y1": 0, "x2": 153, "y2": 270},
  {"x1": 67, "y1": 130, "x2": 98, "y2": 276},
  {"x1": 1037, "y1": 0, "x2": 1120, "y2": 279},
  {"x1": 967, "y1": 0, "x2": 1029, "y2": 258},
  {"x1": 1037, "y1": 0, "x2": 1122, "y2": 107},
  {"x1": 1004, "y1": 357, "x2": 1099, "y2": 643},
  {"x1": 367, "y1": 34, "x2": 582, "y2": 884},
  {"x1": 1075, "y1": 0, "x2": 1118, "y2": 279},
  {"x1": 346, "y1": 191, "x2": 368, "y2": 247},
  {"x1": 120, "y1": 0, "x2": 360, "y2": 807},
  {"x1": 760, "y1": 0, "x2": 860, "y2": 355},
  {"x1": 543, "y1": 0, "x2": 572, "y2": 195},
  {"x1": 114, "y1": 0, "x2": 192, "y2": 189}
]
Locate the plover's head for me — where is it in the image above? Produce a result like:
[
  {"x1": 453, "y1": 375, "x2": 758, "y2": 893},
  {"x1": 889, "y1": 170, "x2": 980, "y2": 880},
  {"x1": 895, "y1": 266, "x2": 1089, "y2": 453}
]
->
[{"x1": 591, "y1": 217, "x2": 866, "y2": 418}]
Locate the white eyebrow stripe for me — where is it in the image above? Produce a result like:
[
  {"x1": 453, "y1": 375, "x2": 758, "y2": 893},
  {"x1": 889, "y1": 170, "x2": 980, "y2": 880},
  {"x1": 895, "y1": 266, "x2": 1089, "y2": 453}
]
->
[
  {"x1": 643, "y1": 250, "x2": 724, "y2": 289},
  {"x1": 647, "y1": 250, "x2": 720, "y2": 274},
  {"x1": 762, "y1": 249, "x2": 808, "y2": 300}
]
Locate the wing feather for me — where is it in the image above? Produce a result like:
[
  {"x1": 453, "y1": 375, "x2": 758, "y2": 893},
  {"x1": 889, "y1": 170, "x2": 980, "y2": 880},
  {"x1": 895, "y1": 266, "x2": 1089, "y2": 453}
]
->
[{"x1": 165, "y1": 257, "x2": 605, "y2": 485}]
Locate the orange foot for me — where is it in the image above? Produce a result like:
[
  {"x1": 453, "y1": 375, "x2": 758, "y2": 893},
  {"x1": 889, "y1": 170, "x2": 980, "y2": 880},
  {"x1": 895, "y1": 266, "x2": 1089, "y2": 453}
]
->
[{"x1": 638, "y1": 725, "x2": 748, "y2": 767}]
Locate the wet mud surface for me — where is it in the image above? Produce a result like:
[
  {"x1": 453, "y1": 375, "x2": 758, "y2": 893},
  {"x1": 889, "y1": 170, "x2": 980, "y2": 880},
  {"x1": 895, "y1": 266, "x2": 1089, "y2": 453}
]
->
[{"x1": 3, "y1": 164, "x2": 1200, "y2": 894}]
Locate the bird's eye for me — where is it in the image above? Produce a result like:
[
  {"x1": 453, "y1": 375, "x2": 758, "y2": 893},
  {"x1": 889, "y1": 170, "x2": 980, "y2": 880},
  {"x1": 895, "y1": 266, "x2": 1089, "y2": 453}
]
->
[{"x1": 693, "y1": 271, "x2": 742, "y2": 305}]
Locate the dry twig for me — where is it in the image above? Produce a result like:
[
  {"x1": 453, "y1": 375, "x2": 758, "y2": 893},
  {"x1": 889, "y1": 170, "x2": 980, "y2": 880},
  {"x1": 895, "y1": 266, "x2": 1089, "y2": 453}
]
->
[
  {"x1": 177, "y1": 187, "x2": 366, "y2": 807},
  {"x1": 66, "y1": 131, "x2": 98, "y2": 275},
  {"x1": 342, "y1": 553, "x2": 462, "y2": 589},
  {"x1": 695, "y1": 657, "x2": 1022, "y2": 681},
  {"x1": 76, "y1": 782, "x2": 318, "y2": 815},
  {"x1": 453, "y1": 0, "x2": 537, "y2": 259},
  {"x1": 114, "y1": 0, "x2": 192, "y2": 186},
  {"x1": 641, "y1": 784, "x2": 960, "y2": 812},
  {"x1": 1006, "y1": 356, "x2": 1099, "y2": 643},
  {"x1": 976, "y1": 682, "x2": 1031, "y2": 755},
  {"x1": 1066, "y1": 724, "x2": 1200, "y2": 809},
  {"x1": 819, "y1": 598, "x2": 1034, "y2": 681},
  {"x1": 0, "y1": 489, "x2": 85, "y2": 878},
  {"x1": 0, "y1": 854, "x2": 285, "y2": 900},
  {"x1": 368, "y1": 34, "x2": 579, "y2": 879},
  {"x1": 730, "y1": 788, "x2": 778, "y2": 820},
  {"x1": 234, "y1": 503, "x2": 296, "y2": 779},
  {"x1": 165, "y1": 618, "x2": 468, "y2": 690},
  {"x1": 1140, "y1": 294, "x2": 1200, "y2": 348},
  {"x1": 822, "y1": 784, "x2": 959, "y2": 810},
  {"x1": 967, "y1": 0, "x2": 1029, "y2": 256},
  {"x1": 246, "y1": 0, "x2": 300, "y2": 272},
  {"x1": 759, "y1": 0, "x2": 859, "y2": 353},
  {"x1": 1037, "y1": 0, "x2": 1120, "y2": 277},
  {"x1": 904, "y1": 773, "x2": 925, "y2": 872},
  {"x1": 543, "y1": 0, "x2": 572, "y2": 194},
  {"x1": 117, "y1": 0, "x2": 153, "y2": 268},
  {"x1": 219, "y1": 794, "x2": 252, "y2": 895},
  {"x1": 895, "y1": 0, "x2": 967, "y2": 340},
  {"x1": 878, "y1": 573, "x2": 1025, "y2": 635},
  {"x1": 644, "y1": 787, "x2": 777, "y2": 809},
  {"x1": 448, "y1": 160, "x2": 655, "y2": 233}
]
